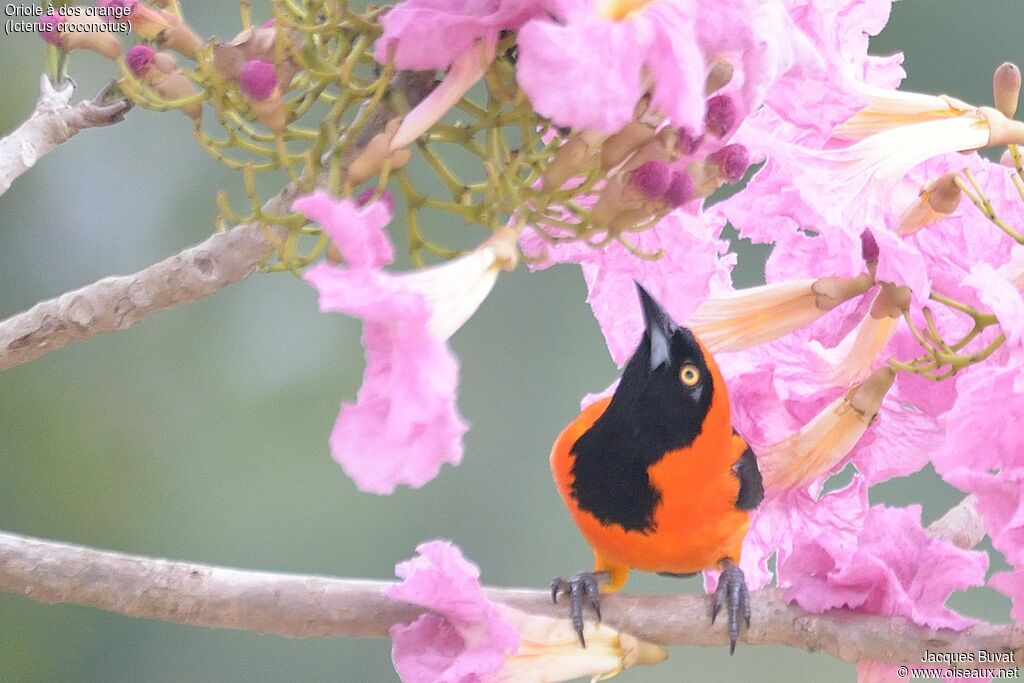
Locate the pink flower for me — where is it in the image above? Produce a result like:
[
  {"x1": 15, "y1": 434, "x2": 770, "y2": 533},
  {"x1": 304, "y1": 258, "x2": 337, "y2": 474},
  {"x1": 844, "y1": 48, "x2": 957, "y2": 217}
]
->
[
  {"x1": 386, "y1": 541, "x2": 668, "y2": 681},
  {"x1": 516, "y1": 0, "x2": 698, "y2": 133},
  {"x1": 297, "y1": 192, "x2": 517, "y2": 494},
  {"x1": 762, "y1": 0, "x2": 903, "y2": 142},
  {"x1": 296, "y1": 192, "x2": 394, "y2": 268},
  {"x1": 782, "y1": 504, "x2": 987, "y2": 630},
  {"x1": 962, "y1": 263, "x2": 1024, "y2": 349},
  {"x1": 934, "y1": 366, "x2": 1024, "y2": 479},
  {"x1": 515, "y1": 0, "x2": 810, "y2": 134},
  {"x1": 714, "y1": 475, "x2": 869, "y2": 591},
  {"x1": 386, "y1": 541, "x2": 519, "y2": 682},
  {"x1": 932, "y1": 367, "x2": 1024, "y2": 599},
  {"x1": 375, "y1": 0, "x2": 543, "y2": 70}
]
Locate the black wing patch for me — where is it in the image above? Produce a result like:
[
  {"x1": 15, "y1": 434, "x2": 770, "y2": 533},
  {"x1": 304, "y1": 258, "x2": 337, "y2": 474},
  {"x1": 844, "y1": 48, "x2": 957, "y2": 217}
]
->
[
  {"x1": 569, "y1": 326, "x2": 716, "y2": 533},
  {"x1": 734, "y1": 444, "x2": 764, "y2": 510},
  {"x1": 570, "y1": 423, "x2": 662, "y2": 533}
]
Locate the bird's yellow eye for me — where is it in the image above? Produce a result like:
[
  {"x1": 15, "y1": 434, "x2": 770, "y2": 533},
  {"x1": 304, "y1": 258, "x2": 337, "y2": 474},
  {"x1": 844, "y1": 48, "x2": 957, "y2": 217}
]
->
[{"x1": 680, "y1": 364, "x2": 701, "y2": 387}]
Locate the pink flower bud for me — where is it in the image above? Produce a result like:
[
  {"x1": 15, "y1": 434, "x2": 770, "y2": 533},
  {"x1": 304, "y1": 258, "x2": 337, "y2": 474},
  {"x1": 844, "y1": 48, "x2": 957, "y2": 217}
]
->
[
  {"x1": 664, "y1": 171, "x2": 695, "y2": 207},
  {"x1": 239, "y1": 59, "x2": 277, "y2": 101},
  {"x1": 861, "y1": 230, "x2": 879, "y2": 263},
  {"x1": 629, "y1": 160, "x2": 672, "y2": 200},
  {"x1": 709, "y1": 144, "x2": 749, "y2": 183},
  {"x1": 39, "y1": 14, "x2": 60, "y2": 46},
  {"x1": 127, "y1": 44, "x2": 156, "y2": 76},
  {"x1": 705, "y1": 95, "x2": 737, "y2": 137}
]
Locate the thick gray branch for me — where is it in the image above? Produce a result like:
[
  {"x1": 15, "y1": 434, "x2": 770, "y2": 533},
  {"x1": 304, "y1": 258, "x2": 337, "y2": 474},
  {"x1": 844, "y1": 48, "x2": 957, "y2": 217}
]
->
[
  {"x1": 0, "y1": 522, "x2": 1019, "y2": 666},
  {"x1": 0, "y1": 218, "x2": 280, "y2": 370},
  {"x1": 0, "y1": 76, "x2": 131, "y2": 197}
]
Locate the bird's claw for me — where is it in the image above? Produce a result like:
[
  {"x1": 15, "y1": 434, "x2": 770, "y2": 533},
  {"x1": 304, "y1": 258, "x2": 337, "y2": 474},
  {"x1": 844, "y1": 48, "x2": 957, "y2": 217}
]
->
[
  {"x1": 551, "y1": 571, "x2": 605, "y2": 647},
  {"x1": 710, "y1": 561, "x2": 750, "y2": 655}
]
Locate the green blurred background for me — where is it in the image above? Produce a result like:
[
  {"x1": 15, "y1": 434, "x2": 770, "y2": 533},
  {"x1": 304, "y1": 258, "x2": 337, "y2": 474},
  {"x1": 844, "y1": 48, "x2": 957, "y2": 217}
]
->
[{"x1": 0, "y1": 2, "x2": 1019, "y2": 681}]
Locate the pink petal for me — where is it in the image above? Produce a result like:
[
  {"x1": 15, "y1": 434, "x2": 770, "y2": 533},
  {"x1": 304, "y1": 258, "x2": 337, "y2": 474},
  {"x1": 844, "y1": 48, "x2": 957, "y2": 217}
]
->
[
  {"x1": 390, "y1": 615, "x2": 471, "y2": 683},
  {"x1": 963, "y1": 263, "x2": 1024, "y2": 349},
  {"x1": 872, "y1": 227, "x2": 931, "y2": 299},
  {"x1": 935, "y1": 366, "x2": 1024, "y2": 477},
  {"x1": 293, "y1": 192, "x2": 394, "y2": 269},
  {"x1": 375, "y1": 0, "x2": 541, "y2": 70},
  {"x1": 783, "y1": 504, "x2": 987, "y2": 630},
  {"x1": 516, "y1": 15, "x2": 647, "y2": 133},
  {"x1": 644, "y1": 2, "x2": 705, "y2": 133},
  {"x1": 847, "y1": 387, "x2": 939, "y2": 485},
  {"x1": 719, "y1": 475, "x2": 868, "y2": 592},
  {"x1": 330, "y1": 322, "x2": 467, "y2": 494},
  {"x1": 386, "y1": 541, "x2": 519, "y2": 682}
]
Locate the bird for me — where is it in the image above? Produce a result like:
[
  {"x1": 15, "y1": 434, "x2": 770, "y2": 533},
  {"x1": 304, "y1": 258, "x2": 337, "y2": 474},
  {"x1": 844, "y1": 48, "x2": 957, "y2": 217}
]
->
[{"x1": 549, "y1": 283, "x2": 763, "y2": 653}]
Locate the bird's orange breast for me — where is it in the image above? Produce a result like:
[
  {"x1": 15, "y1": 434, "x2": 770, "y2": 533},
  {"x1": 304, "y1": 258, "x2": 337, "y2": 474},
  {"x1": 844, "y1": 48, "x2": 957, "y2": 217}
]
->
[{"x1": 550, "y1": 390, "x2": 749, "y2": 574}]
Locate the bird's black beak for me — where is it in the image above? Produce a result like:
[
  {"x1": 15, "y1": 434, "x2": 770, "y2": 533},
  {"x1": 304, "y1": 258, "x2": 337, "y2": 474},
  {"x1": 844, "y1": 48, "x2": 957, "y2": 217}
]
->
[{"x1": 636, "y1": 282, "x2": 677, "y2": 372}]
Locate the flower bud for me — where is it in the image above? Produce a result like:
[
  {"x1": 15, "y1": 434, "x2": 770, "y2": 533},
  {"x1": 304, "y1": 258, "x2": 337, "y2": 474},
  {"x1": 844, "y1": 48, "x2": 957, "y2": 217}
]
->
[
  {"x1": 707, "y1": 143, "x2": 749, "y2": 183},
  {"x1": 705, "y1": 95, "x2": 737, "y2": 138},
  {"x1": 127, "y1": 44, "x2": 201, "y2": 119},
  {"x1": 347, "y1": 118, "x2": 413, "y2": 185},
  {"x1": 213, "y1": 21, "x2": 298, "y2": 86},
  {"x1": 629, "y1": 161, "x2": 672, "y2": 200},
  {"x1": 126, "y1": 44, "x2": 156, "y2": 76},
  {"x1": 705, "y1": 59, "x2": 734, "y2": 96},
  {"x1": 861, "y1": 229, "x2": 879, "y2": 263},
  {"x1": 993, "y1": 62, "x2": 1021, "y2": 119},
  {"x1": 600, "y1": 121, "x2": 656, "y2": 170},
  {"x1": 239, "y1": 59, "x2": 286, "y2": 133},
  {"x1": 663, "y1": 171, "x2": 695, "y2": 207},
  {"x1": 542, "y1": 132, "x2": 604, "y2": 191},
  {"x1": 239, "y1": 59, "x2": 276, "y2": 100}
]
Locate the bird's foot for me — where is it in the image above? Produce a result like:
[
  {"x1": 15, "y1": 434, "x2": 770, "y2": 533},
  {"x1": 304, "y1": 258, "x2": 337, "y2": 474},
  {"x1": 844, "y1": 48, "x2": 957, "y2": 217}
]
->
[
  {"x1": 710, "y1": 560, "x2": 751, "y2": 655},
  {"x1": 551, "y1": 570, "x2": 608, "y2": 647}
]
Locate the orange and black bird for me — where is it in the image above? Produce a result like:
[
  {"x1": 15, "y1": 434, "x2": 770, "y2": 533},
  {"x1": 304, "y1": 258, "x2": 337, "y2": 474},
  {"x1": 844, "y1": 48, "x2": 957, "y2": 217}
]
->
[{"x1": 550, "y1": 283, "x2": 763, "y2": 653}]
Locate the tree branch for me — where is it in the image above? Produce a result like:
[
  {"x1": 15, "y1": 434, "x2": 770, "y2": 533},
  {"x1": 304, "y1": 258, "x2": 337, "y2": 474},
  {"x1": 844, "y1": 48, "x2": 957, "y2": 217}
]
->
[
  {"x1": 0, "y1": 76, "x2": 131, "y2": 198},
  {"x1": 0, "y1": 204, "x2": 285, "y2": 371},
  {"x1": 0, "y1": 71, "x2": 436, "y2": 372},
  {"x1": 0, "y1": 521, "x2": 1019, "y2": 666}
]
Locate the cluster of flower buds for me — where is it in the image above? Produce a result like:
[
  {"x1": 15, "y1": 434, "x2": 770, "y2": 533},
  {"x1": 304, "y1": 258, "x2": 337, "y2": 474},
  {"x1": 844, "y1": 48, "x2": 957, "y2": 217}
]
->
[{"x1": 539, "y1": 79, "x2": 750, "y2": 238}]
